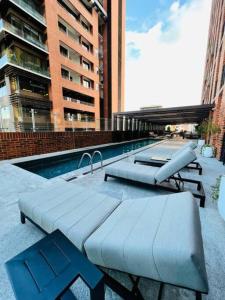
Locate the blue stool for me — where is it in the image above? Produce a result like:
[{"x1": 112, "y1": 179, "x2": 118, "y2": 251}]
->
[{"x1": 5, "y1": 230, "x2": 104, "y2": 300}]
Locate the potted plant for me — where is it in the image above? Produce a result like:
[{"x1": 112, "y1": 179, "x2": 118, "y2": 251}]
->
[
  {"x1": 211, "y1": 175, "x2": 225, "y2": 220},
  {"x1": 211, "y1": 176, "x2": 222, "y2": 202},
  {"x1": 195, "y1": 119, "x2": 221, "y2": 157}
]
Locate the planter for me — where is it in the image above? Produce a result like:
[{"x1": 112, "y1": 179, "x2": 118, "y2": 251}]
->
[
  {"x1": 198, "y1": 139, "x2": 205, "y2": 147},
  {"x1": 201, "y1": 145, "x2": 214, "y2": 158},
  {"x1": 218, "y1": 176, "x2": 225, "y2": 221}
]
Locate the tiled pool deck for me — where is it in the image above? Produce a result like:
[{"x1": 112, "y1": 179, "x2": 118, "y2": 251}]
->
[{"x1": 0, "y1": 141, "x2": 225, "y2": 299}]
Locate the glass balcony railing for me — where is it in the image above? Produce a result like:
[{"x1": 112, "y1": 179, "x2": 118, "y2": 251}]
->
[
  {"x1": 0, "y1": 54, "x2": 50, "y2": 79},
  {"x1": 10, "y1": 0, "x2": 46, "y2": 25},
  {"x1": 0, "y1": 20, "x2": 48, "y2": 52}
]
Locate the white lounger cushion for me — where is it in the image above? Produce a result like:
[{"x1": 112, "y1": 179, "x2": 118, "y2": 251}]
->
[
  {"x1": 19, "y1": 182, "x2": 121, "y2": 251},
  {"x1": 105, "y1": 161, "x2": 158, "y2": 184},
  {"x1": 105, "y1": 148, "x2": 196, "y2": 185},
  {"x1": 84, "y1": 192, "x2": 208, "y2": 293},
  {"x1": 155, "y1": 148, "x2": 197, "y2": 183},
  {"x1": 135, "y1": 141, "x2": 197, "y2": 162}
]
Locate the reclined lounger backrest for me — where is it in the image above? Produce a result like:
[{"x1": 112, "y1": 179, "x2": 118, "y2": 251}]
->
[
  {"x1": 155, "y1": 148, "x2": 197, "y2": 183},
  {"x1": 186, "y1": 141, "x2": 198, "y2": 150},
  {"x1": 171, "y1": 141, "x2": 197, "y2": 158}
]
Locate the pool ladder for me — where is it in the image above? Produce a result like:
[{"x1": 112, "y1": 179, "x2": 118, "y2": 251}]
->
[{"x1": 78, "y1": 151, "x2": 103, "y2": 174}]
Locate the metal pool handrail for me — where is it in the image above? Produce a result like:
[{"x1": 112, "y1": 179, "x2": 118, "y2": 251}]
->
[
  {"x1": 92, "y1": 151, "x2": 103, "y2": 170},
  {"x1": 78, "y1": 153, "x2": 93, "y2": 174}
]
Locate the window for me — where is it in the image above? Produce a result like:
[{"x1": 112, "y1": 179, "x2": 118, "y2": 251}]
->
[
  {"x1": 23, "y1": 24, "x2": 40, "y2": 42},
  {"x1": 61, "y1": 68, "x2": 69, "y2": 79},
  {"x1": 79, "y1": 0, "x2": 92, "y2": 13},
  {"x1": 57, "y1": 0, "x2": 80, "y2": 20},
  {"x1": 221, "y1": 65, "x2": 225, "y2": 88},
  {"x1": 83, "y1": 79, "x2": 90, "y2": 88},
  {"x1": 10, "y1": 16, "x2": 22, "y2": 30},
  {"x1": 18, "y1": 76, "x2": 48, "y2": 96},
  {"x1": 58, "y1": 21, "x2": 67, "y2": 33},
  {"x1": 60, "y1": 45, "x2": 68, "y2": 57},
  {"x1": 82, "y1": 60, "x2": 90, "y2": 70},
  {"x1": 81, "y1": 21, "x2": 89, "y2": 31},
  {"x1": 81, "y1": 41, "x2": 89, "y2": 52}
]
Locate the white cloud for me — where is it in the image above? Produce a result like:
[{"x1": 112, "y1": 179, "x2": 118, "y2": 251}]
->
[
  {"x1": 125, "y1": 0, "x2": 212, "y2": 111},
  {"x1": 170, "y1": 1, "x2": 180, "y2": 13}
]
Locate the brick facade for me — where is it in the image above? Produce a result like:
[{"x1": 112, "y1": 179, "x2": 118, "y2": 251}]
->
[
  {"x1": 0, "y1": 131, "x2": 149, "y2": 160},
  {"x1": 201, "y1": 0, "x2": 225, "y2": 159}
]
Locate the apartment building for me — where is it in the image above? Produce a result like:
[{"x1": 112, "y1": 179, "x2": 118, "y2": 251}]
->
[
  {"x1": 201, "y1": 0, "x2": 225, "y2": 160},
  {"x1": 0, "y1": 0, "x2": 125, "y2": 131}
]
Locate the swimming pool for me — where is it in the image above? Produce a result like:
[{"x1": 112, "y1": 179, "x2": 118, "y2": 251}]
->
[{"x1": 15, "y1": 139, "x2": 159, "y2": 179}]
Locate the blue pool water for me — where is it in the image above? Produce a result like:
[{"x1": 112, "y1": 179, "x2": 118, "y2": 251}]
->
[{"x1": 16, "y1": 139, "x2": 159, "y2": 179}]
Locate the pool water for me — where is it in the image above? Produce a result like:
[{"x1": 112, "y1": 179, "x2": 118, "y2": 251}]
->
[{"x1": 16, "y1": 139, "x2": 158, "y2": 179}]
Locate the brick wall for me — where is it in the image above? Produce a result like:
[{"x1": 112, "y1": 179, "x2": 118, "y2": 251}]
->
[
  {"x1": 211, "y1": 93, "x2": 225, "y2": 159},
  {"x1": 0, "y1": 131, "x2": 149, "y2": 160}
]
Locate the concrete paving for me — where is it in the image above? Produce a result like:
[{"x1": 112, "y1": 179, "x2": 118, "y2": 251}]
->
[{"x1": 0, "y1": 141, "x2": 225, "y2": 300}]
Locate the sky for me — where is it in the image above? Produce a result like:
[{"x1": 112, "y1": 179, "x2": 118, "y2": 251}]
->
[{"x1": 125, "y1": 0, "x2": 212, "y2": 111}]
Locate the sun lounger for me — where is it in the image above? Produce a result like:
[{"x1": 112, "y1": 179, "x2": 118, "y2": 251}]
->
[
  {"x1": 135, "y1": 140, "x2": 197, "y2": 159},
  {"x1": 105, "y1": 148, "x2": 205, "y2": 207},
  {"x1": 134, "y1": 145, "x2": 202, "y2": 175},
  {"x1": 18, "y1": 182, "x2": 208, "y2": 299}
]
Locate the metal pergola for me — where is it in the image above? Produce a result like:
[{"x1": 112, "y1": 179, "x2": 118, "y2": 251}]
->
[{"x1": 113, "y1": 104, "x2": 214, "y2": 131}]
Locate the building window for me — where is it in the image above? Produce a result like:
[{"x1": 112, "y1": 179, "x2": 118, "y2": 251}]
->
[
  {"x1": 58, "y1": 21, "x2": 67, "y2": 33},
  {"x1": 60, "y1": 45, "x2": 68, "y2": 57},
  {"x1": 83, "y1": 79, "x2": 91, "y2": 88},
  {"x1": 57, "y1": 0, "x2": 80, "y2": 20},
  {"x1": 81, "y1": 20, "x2": 89, "y2": 31},
  {"x1": 61, "y1": 68, "x2": 69, "y2": 79},
  {"x1": 81, "y1": 41, "x2": 89, "y2": 52},
  {"x1": 82, "y1": 60, "x2": 90, "y2": 70},
  {"x1": 221, "y1": 65, "x2": 225, "y2": 88}
]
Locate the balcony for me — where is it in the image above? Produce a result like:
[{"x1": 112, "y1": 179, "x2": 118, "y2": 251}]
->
[
  {"x1": 10, "y1": 91, "x2": 52, "y2": 110},
  {"x1": 0, "y1": 54, "x2": 51, "y2": 79},
  {"x1": 8, "y1": 0, "x2": 46, "y2": 26},
  {"x1": 0, "y1": 19, "x2": 48, "y2": 53},
  {"x1": 63, "y1": 95, "x2": 94, "y2": 107}
]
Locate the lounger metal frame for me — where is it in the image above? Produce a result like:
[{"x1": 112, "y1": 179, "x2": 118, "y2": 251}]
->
[
  {"x1": 134, "y1": 158, "x2": 203, "y2": 175},
  {"x1": 20, "y1": 212, "x2": 206, "y2": 300},
  {"x1": 104, "y1": 173, "x2": 206, "y2": 208}
]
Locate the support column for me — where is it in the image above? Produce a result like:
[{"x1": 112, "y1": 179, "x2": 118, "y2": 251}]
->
[
  {"x1": 135, "y1": 119, "x2": 138, "y2": 131},
  {"x1": 132, "y1": 118, "x2": 135, "y2": 131},
  {"x1": 123, "y1": 116, "x2": 126, "y2": 131}
]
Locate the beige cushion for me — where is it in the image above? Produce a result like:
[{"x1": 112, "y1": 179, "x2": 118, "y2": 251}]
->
[
  {"x1": 155, "y1": 148, "x2": 197, "y2": 183},
  {"x1": 84, "y1": 192, "x2": 208, "y2": 293},
  {"x1": 105, "y1": 161, "x2": 157, "y2": 184},
  {"x1": 19, "y1": 182, "x2": 121, "y2": 251}
]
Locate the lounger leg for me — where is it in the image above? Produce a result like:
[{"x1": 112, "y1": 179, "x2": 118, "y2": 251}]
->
[
  {"x1": 158, "y1": 283, "x2": 164, "y2": 300},
  {"x1": 199, "y1": 168, "x2": 202, "y2": 175},
  {"x1": 129, "y1": 276, "x2": 143, "y2": 299},
  {"x1": 20, "y1": 212, "x2": 26, "y2": 224},
  {"x1": 200, "y1": 197, "x2": 205, "y2": 208},
  {"x1": 196, "y1": 291, "x2": 202, "y2": 300},
  {"x1": 104, "y1": 174, "x2": 108, "y2": 182},
  {"x1": 103, "y1": 271, "x2": 143, "y2": 300},
  {"x1": 90, "y1": 279, "x2": 105, "y2": 300}
]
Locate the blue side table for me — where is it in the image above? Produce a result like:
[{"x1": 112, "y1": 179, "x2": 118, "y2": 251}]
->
[{"x1": 5, "y1": 230, "x2": 104, "y2": 300}]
